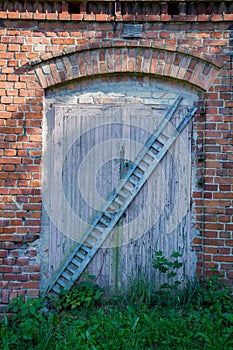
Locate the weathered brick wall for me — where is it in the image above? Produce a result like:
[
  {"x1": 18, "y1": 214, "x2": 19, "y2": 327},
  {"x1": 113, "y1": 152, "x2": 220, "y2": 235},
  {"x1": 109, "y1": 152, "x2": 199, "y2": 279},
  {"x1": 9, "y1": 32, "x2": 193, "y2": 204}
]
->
[{"x1": 0, "y1": 1, "x2": 232, "y2": 310}]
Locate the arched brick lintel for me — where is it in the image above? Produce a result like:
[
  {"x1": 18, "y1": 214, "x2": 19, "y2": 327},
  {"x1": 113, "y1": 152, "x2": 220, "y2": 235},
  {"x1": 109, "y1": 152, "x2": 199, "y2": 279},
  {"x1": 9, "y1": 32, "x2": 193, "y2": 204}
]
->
[{"x1": 34, "y1": 47, "x2": 219, "y2": 92}]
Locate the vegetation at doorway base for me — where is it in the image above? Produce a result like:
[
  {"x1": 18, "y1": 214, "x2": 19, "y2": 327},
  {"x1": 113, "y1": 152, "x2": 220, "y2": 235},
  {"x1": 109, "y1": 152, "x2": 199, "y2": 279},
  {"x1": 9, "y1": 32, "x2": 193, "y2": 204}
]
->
[{"x1": 0, "y1": 253, "x2": 233, "y2": 350}]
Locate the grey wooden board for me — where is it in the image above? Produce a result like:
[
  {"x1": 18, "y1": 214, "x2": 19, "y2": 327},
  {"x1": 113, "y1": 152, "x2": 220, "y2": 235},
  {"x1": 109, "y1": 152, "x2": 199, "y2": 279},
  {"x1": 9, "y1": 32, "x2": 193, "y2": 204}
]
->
[
  {"x1": 43, "y1": 102, "x2": 193, "y2": 293},
  {"x1": 123, "y1": 24, "x2": 143, "y2": 38}
]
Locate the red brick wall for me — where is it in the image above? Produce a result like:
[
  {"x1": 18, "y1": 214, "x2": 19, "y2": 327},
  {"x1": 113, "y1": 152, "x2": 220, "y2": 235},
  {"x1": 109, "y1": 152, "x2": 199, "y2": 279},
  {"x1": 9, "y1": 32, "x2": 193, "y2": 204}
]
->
[{"x1": 0, "y1": 1, "x2": 233, "y2": 309}]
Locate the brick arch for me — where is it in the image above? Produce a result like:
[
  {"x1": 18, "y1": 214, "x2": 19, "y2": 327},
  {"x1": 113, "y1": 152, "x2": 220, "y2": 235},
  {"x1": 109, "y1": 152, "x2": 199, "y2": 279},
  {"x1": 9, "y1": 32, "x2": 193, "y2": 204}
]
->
[{"x1": 34, "y1": 47, "x2": 219, "y2": 91}]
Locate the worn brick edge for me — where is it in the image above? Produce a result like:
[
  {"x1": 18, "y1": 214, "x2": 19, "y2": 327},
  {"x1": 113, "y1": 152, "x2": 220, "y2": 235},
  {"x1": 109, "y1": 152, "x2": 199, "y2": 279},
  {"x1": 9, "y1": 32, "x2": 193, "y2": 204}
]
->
[
  {"x1": 29, "y1": 40, "x2": 224, "y2": 70},
  {"x1": 1, "y1": 11, "x2": 233, "y2": 22},
  {"x1": 32, "y1": 46, "x2": 220, "y2": 92}
]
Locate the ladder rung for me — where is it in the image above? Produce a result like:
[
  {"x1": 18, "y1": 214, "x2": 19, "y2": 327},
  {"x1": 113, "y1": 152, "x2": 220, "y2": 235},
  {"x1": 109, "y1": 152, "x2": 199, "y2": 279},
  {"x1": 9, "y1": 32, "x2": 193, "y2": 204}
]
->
[
  {"x1": 118, "y1": 190, "x2": 128, "y2": 199},
  {"x1": 148, "y1": 146, "x2": 159, "y2": 155},
  {"x1": 148, "y1": 146, "x2": 158, "y2": 155},
  {"x1": 52, "y1": 284, "x2": 61, "y2": 294},
  {"x1": 108, "y1": 202, "x2": 118, "y2": 210},
  {"x1": 89, "y1": 231, "x2": 100, "y2": 240},
  {"x1": 144, "y1": 155, "x2": 154, "y2": 164},
  {"x1": 81, "y1": 245, "x2": 91, "y2": 253},
  {"x1": 102, "y1": 213, "x2": 112, "y2": 222},
  {"x1": 85, "y1": 238, "x2": 98, "y2": 248},
  {"x1": 142, "y1": 158, "x2": 151, "y2": 166},
  {"x1": 99, "y1": 217, "x2": 109, "y2": 226},
  {"x1": 128, "y1": 176, "x2": 139, "y2": 186},
  {"x1": 133, "y1": 170, "x2": 143, "y2": 179},
  {"x1": 135, "y1": 167, "x2": 144, "y2": 175},
  {"x1": 157, "y1": 137, "x2": 165, "y2": 145},
  {"x1": 75, "y1": 250, "x2": 87, "y2": 260},
  {"x1": 123, "y1": 183, "x2": 134, "y2": 192},
  {"x1": 86, "y1": 237, "x2": 95, "y2": 245},
  {"x1": 73, "y1": 255, "x2": 83, "y2": 264},
  {"x1": 146, "y1": 150, "x2": 157, "y2": 159},
  {"x1": 103, "y1": 211, "x2": 113, "y2": 219},
  {"x1": 137, "y1": 163, "x2": 148, "y2": 172},
  {"x1": 57, "y1": 278, "x2": 66, "y2": 288},
  {"x1": 66, "y1": 265, "x2": 76, "y2": 274},
  {"x1": 94, "y1": 224, "x2": 105, "y2": 232},
  {"x1": 84, "y1": 239, "x2": 93, "y2": 248},
  {"x1": 114, "y1": 196, "x2": 124, "y2": 206},
  {"x1": 151, "y1": 143, "x2": 162, "y2": 152},
  {"x1": 160, "y1": 132, "x2": 170, "y2": 139},
  {"x1": 86, "y1": 234, "x2": 97, "y2": 243},
  {"x1": 62, "y1": 271, "x2": 71, "y2": 281}
]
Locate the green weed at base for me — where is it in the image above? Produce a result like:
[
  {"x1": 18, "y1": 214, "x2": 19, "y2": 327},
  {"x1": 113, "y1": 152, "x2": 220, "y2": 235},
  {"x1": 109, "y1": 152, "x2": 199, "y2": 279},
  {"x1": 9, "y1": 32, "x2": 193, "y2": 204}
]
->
[
  {"x1": 1, "y1": 256, "x2": 233, "y2": 350},
  {"x1": 1, "y1": 279, "x2": 233, "y2": 350},
  {"x1": 53, "y1": 281, "x2": 103, "y2": 311}
]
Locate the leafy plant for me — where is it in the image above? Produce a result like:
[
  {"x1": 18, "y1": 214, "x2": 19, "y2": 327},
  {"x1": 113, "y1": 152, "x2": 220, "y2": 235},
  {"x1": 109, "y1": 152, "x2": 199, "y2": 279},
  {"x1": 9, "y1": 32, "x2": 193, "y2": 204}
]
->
[
  {"x1": 54, "y1": 280, "x2": 103, "y2": 311},
  {"x1": 153, "y1": 250, "x2": 183, "y2": 290},
  {"x1": 2, "y1": 295, "x2": 54, "y2": 349},
  {"x1": 6, "y1": 295, "x2": 46, "y2": 322}
]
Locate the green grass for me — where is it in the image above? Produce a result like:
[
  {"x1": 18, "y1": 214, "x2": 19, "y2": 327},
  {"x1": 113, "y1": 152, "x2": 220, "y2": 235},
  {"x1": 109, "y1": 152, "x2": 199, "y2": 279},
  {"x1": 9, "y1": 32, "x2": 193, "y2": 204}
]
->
[{"x1": 0, "y1": 279, "x2": 233, "y2": 350}]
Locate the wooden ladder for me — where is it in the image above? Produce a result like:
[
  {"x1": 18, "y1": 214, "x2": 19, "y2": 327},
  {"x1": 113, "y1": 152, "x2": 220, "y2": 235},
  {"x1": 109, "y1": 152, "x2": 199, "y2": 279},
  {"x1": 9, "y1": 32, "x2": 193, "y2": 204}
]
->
[{"x1": 45, "y1": 97, "x2": 197, "y2": 296}]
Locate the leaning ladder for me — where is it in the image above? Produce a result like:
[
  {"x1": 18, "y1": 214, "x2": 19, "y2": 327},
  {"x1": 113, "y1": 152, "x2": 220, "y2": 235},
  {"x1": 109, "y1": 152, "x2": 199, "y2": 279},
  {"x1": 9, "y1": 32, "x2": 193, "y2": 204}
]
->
[{"x1": 45, "y1": 97, "x2": 197, "y2": 296}]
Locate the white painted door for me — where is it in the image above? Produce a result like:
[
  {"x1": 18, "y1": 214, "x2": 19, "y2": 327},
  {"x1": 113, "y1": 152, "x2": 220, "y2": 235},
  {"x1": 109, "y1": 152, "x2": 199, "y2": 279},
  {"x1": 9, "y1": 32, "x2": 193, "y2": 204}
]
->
[{"x1": 42, "y1": 101, "x2": 192, "y2": 292}]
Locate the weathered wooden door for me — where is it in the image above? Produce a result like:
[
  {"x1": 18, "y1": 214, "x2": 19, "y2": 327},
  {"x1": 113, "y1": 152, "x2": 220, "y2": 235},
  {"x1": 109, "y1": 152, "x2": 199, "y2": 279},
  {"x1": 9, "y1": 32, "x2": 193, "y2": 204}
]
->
[{"x1": 42, "y1": 101, "x2": 193, "y2": 292}]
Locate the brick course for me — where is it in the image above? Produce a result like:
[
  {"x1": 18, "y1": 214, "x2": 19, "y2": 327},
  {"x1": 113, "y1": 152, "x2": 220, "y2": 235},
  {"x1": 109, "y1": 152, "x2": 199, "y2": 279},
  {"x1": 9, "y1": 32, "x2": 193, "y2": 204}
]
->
[{"x1": 0, "y1": 1, "x2": 233, "y2": 310}]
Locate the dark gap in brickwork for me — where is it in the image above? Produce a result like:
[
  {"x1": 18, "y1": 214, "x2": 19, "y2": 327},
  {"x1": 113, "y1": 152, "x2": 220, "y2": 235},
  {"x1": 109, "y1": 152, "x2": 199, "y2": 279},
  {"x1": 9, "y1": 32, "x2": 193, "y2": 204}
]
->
[
  {"x1": 0, "y1": 0, "x2": 63, "y2": 13},
  {"x1": 167, "y1": 3, "x2": 180, "y2": 16},
  {"x1": 0, "y1": 1, "x2": 232, "y2": 17},
  {"x1": 68, "y1": 2, "x2": 80, "y2": 15},
  {"x1": 86, "y1": 2, "x2": 114, "y2": 15},
  {"x1": 121, "y1": 2, "x2": 157, "y2": 16},
  {"x1": 122, "y1": 3, "x2": 132, "y2": 15}
]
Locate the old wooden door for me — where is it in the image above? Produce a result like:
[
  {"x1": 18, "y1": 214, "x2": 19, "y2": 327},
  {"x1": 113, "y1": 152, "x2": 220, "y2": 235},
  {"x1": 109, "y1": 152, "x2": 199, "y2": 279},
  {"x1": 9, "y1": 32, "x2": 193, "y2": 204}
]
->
[{"x1": 42, "y1": 101, "x2": 192, "y2": 292}]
